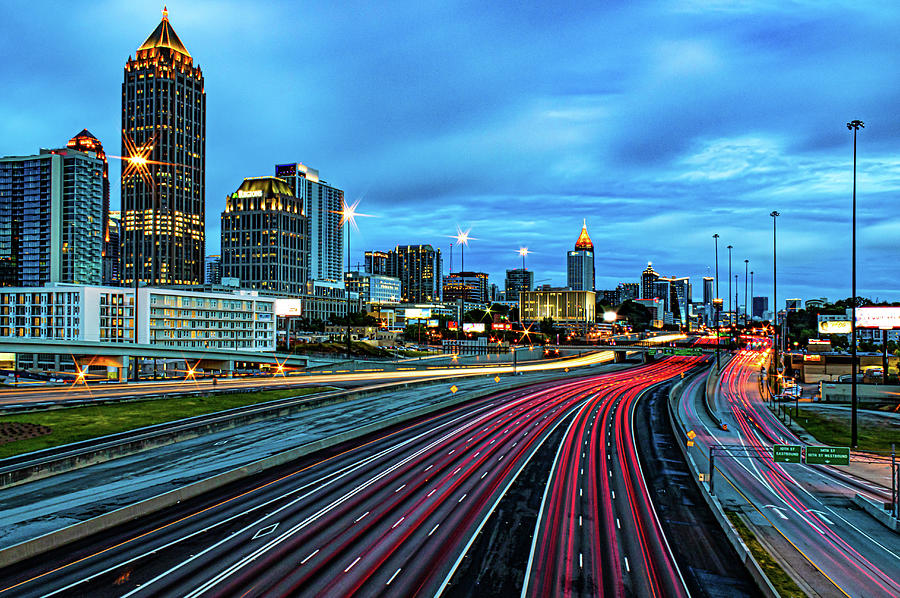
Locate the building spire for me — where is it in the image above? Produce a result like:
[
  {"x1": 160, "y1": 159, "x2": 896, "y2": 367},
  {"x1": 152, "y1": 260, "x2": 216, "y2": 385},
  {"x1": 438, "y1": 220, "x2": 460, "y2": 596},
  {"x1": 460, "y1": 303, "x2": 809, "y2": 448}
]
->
[
  {"x1": 162, "y1": 5, "x2": 168, "y2": 20},
  {"x1": 575, "y1": 219, "x2": 593, "y2": 251}
]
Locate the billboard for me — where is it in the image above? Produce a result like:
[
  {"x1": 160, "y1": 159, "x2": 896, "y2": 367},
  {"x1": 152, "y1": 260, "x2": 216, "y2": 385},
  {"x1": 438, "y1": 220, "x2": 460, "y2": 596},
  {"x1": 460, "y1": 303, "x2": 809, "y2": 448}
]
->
[
  {"x1": 405, "y1": 308, "x2": 432, "y2": 319},
  {"x1": 274, "y1": 299, "x2": 303, "y2": 317},
  {"x1": 817, "y1": 320, "x2": 851, "y2": 334},
  {"x1": 492, "y1": 322, "x2": 511, "y2": 330},
  {"x1": 462, "y1": 322, "x2": 485, "y2": 333},
  {"x1": 447, "y1": 321, "x2": 458, "y2": 331},
  {"x1": 426, "y1": 319, "x2": 439, "y2": 327},
  {"x1": 856, "y1": 307, "x2": 900, "y2": 329}
]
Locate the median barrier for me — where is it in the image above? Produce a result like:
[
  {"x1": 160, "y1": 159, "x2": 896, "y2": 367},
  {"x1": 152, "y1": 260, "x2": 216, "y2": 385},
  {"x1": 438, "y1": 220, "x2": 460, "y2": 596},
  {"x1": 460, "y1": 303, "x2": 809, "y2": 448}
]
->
[
  {"x1": 852, "y1": 494, "x2": 899, "y2": 533},
  {"x1": 704, "y1": 355, "x2": 731, "y2": 431},
  {"x1": 666, "y1": 368, "x2": 780, "y2": 598},
  {"x1": 0, "y1": 365, "x2": 626, "y2": 567}
]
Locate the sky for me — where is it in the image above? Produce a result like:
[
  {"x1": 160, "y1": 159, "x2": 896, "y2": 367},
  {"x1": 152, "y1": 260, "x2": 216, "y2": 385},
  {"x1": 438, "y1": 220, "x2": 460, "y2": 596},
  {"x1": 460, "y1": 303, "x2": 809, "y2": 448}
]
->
[{"x1": 2, "y1": 0, "x2": 900, "y2": 305}]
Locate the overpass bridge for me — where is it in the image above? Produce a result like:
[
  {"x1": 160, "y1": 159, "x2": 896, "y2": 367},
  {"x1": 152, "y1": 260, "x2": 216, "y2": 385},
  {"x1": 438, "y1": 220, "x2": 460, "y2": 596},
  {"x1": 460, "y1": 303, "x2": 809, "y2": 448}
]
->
[{"x1": 0, "y1": 338, "x2": 331, "y2": 380}]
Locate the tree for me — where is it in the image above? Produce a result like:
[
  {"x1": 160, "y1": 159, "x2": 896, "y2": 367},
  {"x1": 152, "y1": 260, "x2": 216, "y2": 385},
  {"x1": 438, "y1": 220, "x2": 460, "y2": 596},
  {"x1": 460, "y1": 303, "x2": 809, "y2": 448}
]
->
[{"x1": 616, "y1": 300, "x2": 652, "y2": 331}]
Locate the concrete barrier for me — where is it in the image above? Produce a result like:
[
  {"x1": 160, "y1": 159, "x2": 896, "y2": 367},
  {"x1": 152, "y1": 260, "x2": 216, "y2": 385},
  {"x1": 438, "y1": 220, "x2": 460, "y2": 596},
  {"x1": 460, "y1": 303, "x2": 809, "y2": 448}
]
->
[
  {"x1": 667, "y1": 369, "x2": 780, "y2": 598},
  {"x1": 0, "y1": 369, "x2": 598, "y2": 567},
  {"x1": 853, "y1": 493, "x2": 899, "y2": 533}
]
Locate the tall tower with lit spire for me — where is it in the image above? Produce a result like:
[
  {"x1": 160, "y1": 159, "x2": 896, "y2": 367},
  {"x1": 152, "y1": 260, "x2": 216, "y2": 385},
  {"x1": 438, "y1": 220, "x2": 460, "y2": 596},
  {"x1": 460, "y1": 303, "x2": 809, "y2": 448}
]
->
[
  {"x1": 567, "y1": 220, "x2": 594, "y2": 291},
  {"x1": 121, "y1": 6, "x2": 205, "y2": 286}
]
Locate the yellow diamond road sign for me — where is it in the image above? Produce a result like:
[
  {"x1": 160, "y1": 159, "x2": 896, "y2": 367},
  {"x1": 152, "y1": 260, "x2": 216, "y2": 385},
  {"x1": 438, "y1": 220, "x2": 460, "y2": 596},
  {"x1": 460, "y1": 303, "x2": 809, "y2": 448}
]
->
[
  {"x1": 450, "y1": 385, "x2": 458, "y2": 394},
  {"x1": 687, "y1": 430, "x2": 697, "y2": 440},
  {"x1": 494, "y1": 376, "x2": 500, "y2": 383}
]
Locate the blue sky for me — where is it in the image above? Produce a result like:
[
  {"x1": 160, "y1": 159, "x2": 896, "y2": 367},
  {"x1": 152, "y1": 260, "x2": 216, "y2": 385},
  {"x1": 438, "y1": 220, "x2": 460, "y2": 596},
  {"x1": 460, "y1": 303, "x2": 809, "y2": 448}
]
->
[{"x1": 2, "y1": 0, "x2": 900, "y2": 304}]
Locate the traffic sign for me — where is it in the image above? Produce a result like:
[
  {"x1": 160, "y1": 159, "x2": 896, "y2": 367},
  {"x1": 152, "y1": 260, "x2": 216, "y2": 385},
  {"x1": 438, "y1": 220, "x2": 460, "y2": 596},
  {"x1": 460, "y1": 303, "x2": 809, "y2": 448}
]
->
[
  {"x1": 674, "y1": 348, "x2": 703, "y2": 356},
  {"x1": 773, "y1": 444, "x2": 802, "y2": 463},
  {"x1": 805, "y1": 446, "x2": 850, "y2": 466}
]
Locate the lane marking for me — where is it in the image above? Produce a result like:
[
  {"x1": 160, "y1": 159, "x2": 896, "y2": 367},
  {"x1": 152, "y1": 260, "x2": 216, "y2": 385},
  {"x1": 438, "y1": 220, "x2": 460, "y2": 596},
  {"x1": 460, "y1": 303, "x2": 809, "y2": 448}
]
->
[
  {"x1": 251, "y1": 523, "x2": 278, "y2": 540},
  {"x1": 458, "y1": 494, "x2": 467, "y2": 503},
  {"x1": 300, "y1": 549, "x2": 319, "y2": 564},
  {"x1": 386, "y1": 568, "x2": 402, "y2": 585},
  {"x1": 355, "y1": 511, "x2": 369, "y2": 523},
  {"x1": 429, "y1": 524, "x2": 440, "y2": 536},
  {"x1": 392, "y1": 517, "x2": 405, "y2": 529},
  {"x1": 624, "y1": 557, "x2": 630, "y2": 572},
  {"x1": 344, "y1": 556, "x2": 361, "y2": 573},
  {"x1": 395, "y1": 484, "x2": 406, "y2": 493},
  {"x1": 616, "y1": 518, "x2": 621, "y2": 529}
]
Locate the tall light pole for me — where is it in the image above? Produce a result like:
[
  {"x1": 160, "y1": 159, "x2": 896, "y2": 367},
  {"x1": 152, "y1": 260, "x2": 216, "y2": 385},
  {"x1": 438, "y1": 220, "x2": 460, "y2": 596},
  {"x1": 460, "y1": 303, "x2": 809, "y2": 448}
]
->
[
  {"x1": 519, "y1": 247, "x2": 529, "y2": 271},
  {"x1": 727, "y1": 245, "x2": 733, "y2": 327},
  {"x1": 750, "y1": 270, "x2": 755, "y2": 323},
  {"x1": 713, "y1": 234, "x2": 721, "y2": 369},
  {"x1": 335, "y1": 199, "x2": 372, "y2": 360},
  {"x1": 744, "y1": 259, "x2": 749, "y2": 326},
  {"x1": 451, "y1": 226, "x2": 474, "y2": 272},
  {"x1": 847, "y1": 119, "x2": 864, "y2": 448},
  {"x1": 770, "y1": 211, "x2": 780, "y2": 377}
]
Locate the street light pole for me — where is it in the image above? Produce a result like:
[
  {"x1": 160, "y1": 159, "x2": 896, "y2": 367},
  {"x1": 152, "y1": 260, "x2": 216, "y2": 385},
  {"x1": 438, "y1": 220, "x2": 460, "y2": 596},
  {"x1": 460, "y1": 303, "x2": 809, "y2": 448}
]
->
[
  {"x1": 847, "y1": 119, "x2": 864, "y2": 448},
  {"x1": 770, "y1": 211, "x2": 780, "y2": 378},
  {"x1": 713, "y1": 233, "x2": 720, "y2": 369},
  {"x1": 346, "y1": 217, "x2": 352, "y2": 360},
  {"x1": 744, "y1": 259, "x2": 749, "y2": 326},
  {"x1": 750, "y1": 271, "x2": 754, "y2": 322},
  {"x1": 727, "y1": 245, "x2": 733, "y2": 327}
]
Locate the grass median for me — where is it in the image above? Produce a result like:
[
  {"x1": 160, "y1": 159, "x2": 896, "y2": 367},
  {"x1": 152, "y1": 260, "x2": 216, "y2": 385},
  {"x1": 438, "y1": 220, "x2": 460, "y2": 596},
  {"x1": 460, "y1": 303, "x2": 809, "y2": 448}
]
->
[
  {"x1": 795, "y1": 406, "x2": 897, "y2": 453},
  {"x1": 725, "y1": 510, "x2": 805, "y2": 598},
  {"x1": 0, "y1": 387, "x2": 329, "y2": 460}
]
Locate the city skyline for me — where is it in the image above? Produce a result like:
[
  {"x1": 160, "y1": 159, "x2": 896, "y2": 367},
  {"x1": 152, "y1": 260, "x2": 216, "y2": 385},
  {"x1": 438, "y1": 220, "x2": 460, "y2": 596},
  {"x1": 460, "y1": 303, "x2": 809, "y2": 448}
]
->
[{"x1": 2, "y1": 2, "x2": 899, "y2": 301}]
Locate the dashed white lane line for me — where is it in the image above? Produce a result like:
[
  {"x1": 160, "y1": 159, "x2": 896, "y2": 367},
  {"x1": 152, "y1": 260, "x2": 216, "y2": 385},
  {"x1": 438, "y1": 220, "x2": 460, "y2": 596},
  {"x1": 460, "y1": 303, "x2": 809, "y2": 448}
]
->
[
  {"x1": 452, "y1": 467, "x2": 462, "y2": 475},
  {"x1": 355, "y1": 512, "x2": 369, "y2": 523},
  {"x1": 344, "y1": 556, "x2": 361, "y2": 572},
  {"x1": 429, "y1": 524, "x2": 440, "y2": 536},
  {"x1": 458, "y1": 493, "x2": 467, "y2": 503},
  {"x1": 448, "y1": 449, "x2": 455, "y2": 455},
  {"x1": 624, "y1": 557, "x2": 631, "y2": 572},
  {"x1": 616, "y1": 518, "x2": 621, "y2": 529},
  {"x1": 424, "y1": 464, "x2": 433, "y2": 471},
  {"x1": 580, "y1": 553, "x2": 584, "y2": 568},
  {"x1": 386, "y1": 568, "x2": 402, "y2": 585},
  {"x1": 395, "y1": 484, "x2": 406, "y2": 493},
  {"x1": 300, "y1": 549, "x2": 319, "y2": 564},
  {"x1": 392, "y1": 517, "x2": 405, "y2": 529},
  {"x1": 427, "y1": 488, "x2": 437, "y2": 498},
  {"x1": 579, "y1": 515, "x2": 583, "y2": 526},
  {"x1": 481, "y1": 471, "x2": 489, "y2": 479},
  {"x1": 612, "y1": 491, "x2": 615, "y2": 499}
]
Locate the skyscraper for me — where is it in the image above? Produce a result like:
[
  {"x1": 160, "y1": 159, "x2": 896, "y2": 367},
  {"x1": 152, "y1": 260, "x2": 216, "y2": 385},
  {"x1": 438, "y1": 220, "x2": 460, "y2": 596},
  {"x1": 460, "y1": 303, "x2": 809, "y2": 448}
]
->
[
  {"x1": 567, "y1": 220, "x2": 594, "y2": 291},
  {"x1": 702, "y1": 276, "x2": 714, "y2": 305},
  {"x1": 640, "y1": 262, "x2": 659, "y2": 299},
  {"x1": 204, "y1": 254, "x2": 222, "y2": 285},
  {"x1": 388, "y1": 245, "x2": 442, "y2": 302},
  {"x1": 365, "y1": 250, "x2": 389, "y2": 275},
  {"x1": 221, "y1": 177, "x2": 308, "y2": 294},
  {"x1": 122, "y1": 7, "x2": 205, "y2": 286},
  {"x1": 275, "y1": 163, "x2": 344, "y2": 281},
  {"x1": 0, "y1": 147, "x2": 103, "y2": 286},
  {"x1": 505, "y1": 268, "x2": 534, "y2": 302},
  {"x1": 442, "y1": 271, "x2": 489, "y2": 304}
]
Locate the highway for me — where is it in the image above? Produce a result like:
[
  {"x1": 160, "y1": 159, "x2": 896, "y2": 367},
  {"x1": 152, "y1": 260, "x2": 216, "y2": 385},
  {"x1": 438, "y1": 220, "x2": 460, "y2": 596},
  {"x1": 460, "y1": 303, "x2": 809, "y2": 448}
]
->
[
  {"x1": 675, "y1": 348, "x2": 900, "y2": 598},
  {"x1": 0, "y1": 335, "x2": 688, "y2": 407},
  {"x1": 0, "y1": 356, "x2": 704, "y2": 597}
]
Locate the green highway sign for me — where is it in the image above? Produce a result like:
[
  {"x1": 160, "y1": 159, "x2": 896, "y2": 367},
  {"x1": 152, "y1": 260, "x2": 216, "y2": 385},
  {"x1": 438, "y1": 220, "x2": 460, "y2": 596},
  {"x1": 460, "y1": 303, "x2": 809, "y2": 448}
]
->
[
  {"x1": 805, "y1": 446, "x2": 850, "y2": 466},
  {"x1": 773, "y1": 444, "x2": 802, "y2": 463},
  {"x1": 674, "y1": 348, "x2": 703, "y2": 356}
]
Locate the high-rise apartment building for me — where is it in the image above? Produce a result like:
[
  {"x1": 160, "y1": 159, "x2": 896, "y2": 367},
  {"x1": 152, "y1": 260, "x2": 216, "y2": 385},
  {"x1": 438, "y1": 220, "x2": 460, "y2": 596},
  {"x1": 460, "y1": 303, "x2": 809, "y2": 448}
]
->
[
  {"x1": 221, "y1": 177, "x2": 308, "y2": 294},
  {"x1": 505, "y1": 268, "x2": 534, "y2": 302},
  {"x1": 365, "y1": 250, "x2": 389, "y2": 275},
  {"x1": 702, "y1": 276, "x2": 714, "y2": 305},
  {"x1": 387, "y1": 244, "x2": 442, "y2": 302},
  {"x1": 275, "y1": 163, "x2": 343, "y2": 281},
  {"x1": 66, "y1": 130, "x2": 112, "y2": 284},
  {"x1": 0, "y1": 147, "x2": 104, "y2": 286},
  {"x1": 345, "y1": 271, "x2": 401, "y2": 304},
  {"x1": 442, "y1": 271, "x2": 489, "y2": 304},
  {"x1": 122, "y1": 7, "x2": 205, "y2": 286},
  {"x1": 640, "y1": 262, "x2": 659, "y2": 300},
  {"x1": 566, "y1": 221, "x2": 594, "y2": 291}
]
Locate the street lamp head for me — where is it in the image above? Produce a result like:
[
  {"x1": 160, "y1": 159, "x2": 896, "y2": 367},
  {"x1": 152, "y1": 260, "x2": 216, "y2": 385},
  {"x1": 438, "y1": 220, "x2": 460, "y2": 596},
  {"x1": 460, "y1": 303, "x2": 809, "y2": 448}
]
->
[
  {"x1": 518, "y1": 247, "x2": 529, "y2": 258},
  {"x1": 846, "y1": 120, "x2": 865, "y2": 131},
  {"x1": 713, "y1": 233, "x2": 719, "y2": 239},
  {"x1": 744, "y1": 259, "x2": 749, "y2": 264},
  {"x1": 727, "y1": 245, "x2": 733, "y2": 250},
  {"x1": 770, "y1": 210, "x2": 780, "y2": 218}
]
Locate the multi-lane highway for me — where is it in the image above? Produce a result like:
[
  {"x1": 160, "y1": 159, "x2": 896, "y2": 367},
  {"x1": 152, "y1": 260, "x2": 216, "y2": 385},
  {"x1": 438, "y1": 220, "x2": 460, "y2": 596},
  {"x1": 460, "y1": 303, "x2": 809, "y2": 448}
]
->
[
  {"x1": 0, "y1": 356, "x2": 705, "y2": 597},
  {"x1": 676, "y1": 348, "x2": 900, "y2": 598},
  {"x1": 0, "y1": 335, "x2": 688, "y2": 407}
]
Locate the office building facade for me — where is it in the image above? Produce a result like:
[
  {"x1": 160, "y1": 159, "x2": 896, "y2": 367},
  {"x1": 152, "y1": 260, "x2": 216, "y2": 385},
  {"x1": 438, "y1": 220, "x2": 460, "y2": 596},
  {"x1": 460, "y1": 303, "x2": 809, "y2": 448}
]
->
[
  {"x1": 221, "y1": 177, "x2": 308, "y2": 295},
  {"x1": 520, "y1": 289, "x2": 596, "y2": 325},
  {"x1": 442, "y1": 271, "x2": 489, "y2": 304},
  {"x1": 566, "y1": 221, "x2": 594, "y2": 291},
  {"x1": 0, "y1": 148, "x2": 104, "y2": 287},
  {"x1": 275, "y1": 163, "x2": 343, "y2": 281},
  {"x1": 505, "y1": 268, "x2": 534, "y2": 303},
  {"x1": 752, "y1": 296, "x2": 769, "y2": 320},
  {"x1": 205, "y1": 254, "x2": 222, "y2": 285},
  {"x1": 374, "y1": 244, "x2": 442, "y2": 303},
  {"x1": 122, "y1": 7, "x2": 205, "y2": 286},
  {"x1": 616, "y1": 282, "x2": 639, "y2": 304},
  {"x1": 345, "y1": 271, "x2": 401, "y2": 304}
]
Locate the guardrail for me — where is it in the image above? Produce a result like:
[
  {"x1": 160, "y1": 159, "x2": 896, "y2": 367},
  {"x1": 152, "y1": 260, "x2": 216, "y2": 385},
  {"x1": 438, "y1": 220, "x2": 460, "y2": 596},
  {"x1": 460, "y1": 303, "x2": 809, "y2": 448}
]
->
[{"x1": 704, "y1": 355, "x2": 731, "y2": 431}]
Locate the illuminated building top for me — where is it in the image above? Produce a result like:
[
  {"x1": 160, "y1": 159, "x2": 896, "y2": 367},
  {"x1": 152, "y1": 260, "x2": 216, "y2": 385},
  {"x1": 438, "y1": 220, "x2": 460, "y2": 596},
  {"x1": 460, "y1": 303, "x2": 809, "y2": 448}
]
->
[
  {"x1": 137, "y1": 6, "x2": 192, "y2": 60},
  {"x1": 574, "y1": 219, "x2": 593, "y2": 251}
]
